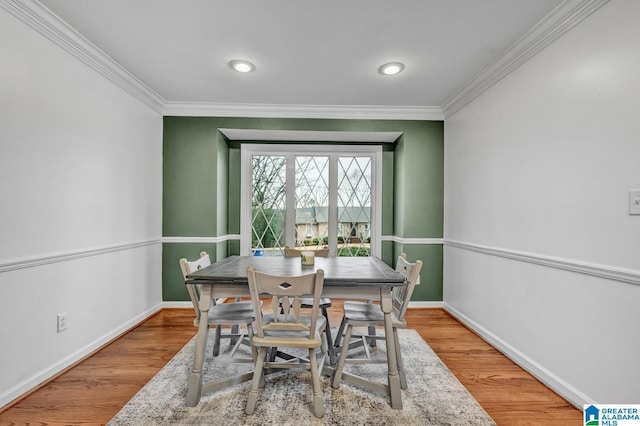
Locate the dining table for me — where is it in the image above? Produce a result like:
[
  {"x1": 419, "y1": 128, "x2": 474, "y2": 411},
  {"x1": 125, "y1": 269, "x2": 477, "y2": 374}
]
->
[{"x1": 184, "y1": 255, "x2": 407, "y2": 409}]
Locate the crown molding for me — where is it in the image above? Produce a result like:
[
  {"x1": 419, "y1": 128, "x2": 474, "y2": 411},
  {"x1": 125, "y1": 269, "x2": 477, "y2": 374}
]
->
[
  {"x1": 441, "y1": 0, "x2": 611, "y2": 119},
  {"x1": 163, "y1": 102, "x2": 443, "y2": 120},
  {"x1": 1, "y1": 0, "x2": 166, "y2": 113}
]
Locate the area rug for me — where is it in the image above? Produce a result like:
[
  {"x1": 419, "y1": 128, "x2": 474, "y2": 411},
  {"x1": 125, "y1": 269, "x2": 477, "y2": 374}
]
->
[{"x1": 108, "y1": 329, "x2": 495, "y2": 425}]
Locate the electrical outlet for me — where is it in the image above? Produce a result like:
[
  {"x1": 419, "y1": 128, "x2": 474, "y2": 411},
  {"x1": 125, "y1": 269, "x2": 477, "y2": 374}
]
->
[
  {"x1": 630, "y1": 189, "x2": 640, "y2": 215},
  {"x1": 57, "y1": 312, "x2": 68, "y2": 333}
]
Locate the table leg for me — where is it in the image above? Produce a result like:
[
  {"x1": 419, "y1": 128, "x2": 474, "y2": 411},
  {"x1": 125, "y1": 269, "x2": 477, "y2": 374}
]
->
[
  {"x1": 186, "y1": 285, "x2": 211, "y2": 407},
  {"x1": 380, "y1": 287, "x2": 402, "y2": 409}
]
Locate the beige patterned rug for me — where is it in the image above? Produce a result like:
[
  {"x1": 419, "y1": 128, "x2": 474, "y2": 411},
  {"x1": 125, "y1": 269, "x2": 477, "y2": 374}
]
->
[{"x1": 108, "y1": 329, "x2": 495, "y2": 425}]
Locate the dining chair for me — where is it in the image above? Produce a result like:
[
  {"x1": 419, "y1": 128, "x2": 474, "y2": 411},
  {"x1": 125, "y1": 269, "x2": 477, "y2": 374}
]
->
[
  {"x1": 179, "y1": 252, "x2": 256, "y2": 359},
  {"x1": 331, "y1": 253, "x2": 423, "y2": 390},
  {"x1": 282, "y1": 246, "x2": 336, "y2": 364},
  {"x1": 332, "y1": 254, "x2": 415, "y2": 350},
  {"x1": 246, "y1": 266, "x2": 328, "y2": 418}
]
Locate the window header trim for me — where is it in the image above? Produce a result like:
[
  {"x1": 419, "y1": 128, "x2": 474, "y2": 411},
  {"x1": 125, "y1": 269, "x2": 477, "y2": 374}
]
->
[{"x1": 220, "y1": 128, "x2": 402, "y2": 144}]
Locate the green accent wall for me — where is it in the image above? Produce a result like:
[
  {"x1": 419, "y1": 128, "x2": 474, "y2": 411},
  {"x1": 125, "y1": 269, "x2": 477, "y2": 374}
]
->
[
  {"x1": 393, "y1": 121, "x2": 444, "y2": 238},
  {"x1": 393, "y1": 242, "x2": 444, "y2": 301},
  {"x1": 162, "y1": 242, "x2": 217, "y2": 301},
  {"x1": 163, "y1": 116, "x2": 443, "y2": 302},
  {"x1": 163, "y1": 118, "x2": 220, "y2": 237}
]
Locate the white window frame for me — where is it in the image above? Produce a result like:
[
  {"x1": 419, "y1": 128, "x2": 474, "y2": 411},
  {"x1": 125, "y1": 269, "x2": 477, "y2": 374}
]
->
[{"x1": 240, "y1": 144, "x2": 382, "y2": 257}]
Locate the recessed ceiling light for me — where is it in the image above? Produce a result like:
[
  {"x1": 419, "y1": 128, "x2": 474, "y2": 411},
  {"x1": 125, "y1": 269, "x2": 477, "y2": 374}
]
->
[
  {"x1": 229, "y1": 60, "x2": 256, "y2": 73},
  {"x1": 379, "y1": 62, "x2": 405, "y2": 76}
]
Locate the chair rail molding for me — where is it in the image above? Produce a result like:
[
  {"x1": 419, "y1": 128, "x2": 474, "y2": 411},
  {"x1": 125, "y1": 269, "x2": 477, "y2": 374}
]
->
[
  {"x1": 445, "y1": 239, "x2": 640, "y2": 286},
  {"x1": 168, "y1": 236, "x2": 441, "y2": 246},
  {"x1": 0, "y1": 239, "x2": 161, "y2": 274},
  {"x1": 381, "y1": 236, "x2": 444, "y2": 245},
  {"x1": 162, "y1": 235, "x2": 241, "y2": 244}
]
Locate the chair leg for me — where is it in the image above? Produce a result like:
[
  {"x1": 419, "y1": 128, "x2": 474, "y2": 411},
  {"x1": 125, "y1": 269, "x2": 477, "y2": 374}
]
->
[
  {"x1": 318, "y1": 331, "x2": 329, "y2": 373},
  {"x1": 212, "y1": 325, "x2": 222, "y2": 356},
  {"x1": 229, "y1": 297, "x2": 242, "y2": 345},
  {"x1": 268, "y1": 346, "x2": 277, "y2": 362},
  {"x1": 321, "y1": 308, "x2": 336, "y2": 365},
  {"x1": 333, "y1": 316, "x2": 346, "y2": 348},
  {"x1": 230, "y1": 324, "x2": 239, "y2": 345},
  {"x1": 248, "y1": 323, "x2": 257, "y2": 363},
  {"x1": 246, "y1": 346, "x2": 267, "y2": 415},
  {"x1": 309, "y1": 348, "x2": 324, "y2": 418},
  {"x1": 367, "y1": 325, "x2": 377, "y2": 347},
  {"x1": 393, "y1": 327, "x2": 407, "y2": 389},
  {"x1": 332, "y1": 324, "x2": 353, "y2": 389}
]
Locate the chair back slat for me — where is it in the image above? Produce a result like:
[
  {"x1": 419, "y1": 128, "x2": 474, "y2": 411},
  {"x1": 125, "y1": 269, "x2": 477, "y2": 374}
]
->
[
  {"x1": 270, "y1": 296, "x2": 281, "y2": 320},
  {"x1": 392, "y1": 253, "x2": 423, "y2": 321},
  {"x1": 179, "y1": 251, "x2": 211, "y2": 320},
  {"x1": 248, "y1": 266, "x2": 324, "y2": 340}
]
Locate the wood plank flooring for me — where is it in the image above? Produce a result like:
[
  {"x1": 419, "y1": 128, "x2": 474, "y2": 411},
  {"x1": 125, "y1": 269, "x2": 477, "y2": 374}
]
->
[{"x1": 0, "y1": 306, "x2": 581, "y2": 425}]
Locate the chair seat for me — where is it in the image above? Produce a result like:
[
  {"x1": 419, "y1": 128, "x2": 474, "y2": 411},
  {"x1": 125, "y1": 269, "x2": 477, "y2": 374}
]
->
[
  {"x1": 343, "y1": 304, "x2": 406, "y2": 328},
  {"x1": 261, "y1": 313, "x2": 326, "y2": 332},
  {"x1": 251, "y1": 317, "x2": 325, "y2": 349},
  {"x1": 207, "y1": 301, "x2": 255, "y2": 324},
  {"x1": 343, "y1": 300, "x2": 375, "y2": 311}
]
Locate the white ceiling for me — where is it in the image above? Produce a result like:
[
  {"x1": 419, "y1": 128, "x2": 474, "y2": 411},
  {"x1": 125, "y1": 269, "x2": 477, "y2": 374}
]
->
[{"x1": 32, "y1": 0, "x2": 581, "y2": 117}]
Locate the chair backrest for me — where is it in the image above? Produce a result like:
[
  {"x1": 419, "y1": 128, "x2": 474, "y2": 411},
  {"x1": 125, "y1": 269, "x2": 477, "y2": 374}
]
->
[
  {"x1": 179, "y1": 251, "x2": 211, "y2": 321},
  {"x1": 283, "y1": 246, "x2": 330, "y2": 258},
  {"x1": 392, "y1": 253, "x2": 423, "y2": 321},
  {"x1": 247, "y1": 266, "x2": 325, "y2": 340}
]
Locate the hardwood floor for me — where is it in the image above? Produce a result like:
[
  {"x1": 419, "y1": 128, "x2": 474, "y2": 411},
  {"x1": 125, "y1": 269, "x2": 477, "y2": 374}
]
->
[{"x1": 0, "y1": 306, "x2": 581, "y2": 425}]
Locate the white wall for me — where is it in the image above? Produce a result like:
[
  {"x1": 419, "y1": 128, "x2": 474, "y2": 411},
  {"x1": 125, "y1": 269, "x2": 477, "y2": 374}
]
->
[
  {"x1": 444, "y1": 0, "x2": 640, "y2": 406},
  {"x1": 0, "y1": 8, "x2": 163, "y2": 406}
]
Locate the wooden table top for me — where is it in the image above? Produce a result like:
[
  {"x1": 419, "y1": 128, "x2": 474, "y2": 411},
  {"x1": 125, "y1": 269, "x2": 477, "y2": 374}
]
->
[{"x1": 186, "y1": 255, "x2": 405, "y2": 287}]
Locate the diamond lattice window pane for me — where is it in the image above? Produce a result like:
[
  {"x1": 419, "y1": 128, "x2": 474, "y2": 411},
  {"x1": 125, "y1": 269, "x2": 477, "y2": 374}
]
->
[
  {"x1": 294, "y1": 156, "x2": 329, "y2": 250},
  {"x1": 337, "y1": 156, "x2": 372, "y2": 257},
  {"x1": 251, "y1": 155, "x2": 286, "y2": 255}
]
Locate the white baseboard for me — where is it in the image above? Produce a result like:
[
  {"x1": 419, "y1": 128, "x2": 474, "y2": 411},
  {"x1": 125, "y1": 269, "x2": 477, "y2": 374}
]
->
[
  {"x1": 408, "y1": 301, "x2": 444, "y2": 308},
  {"x1": 162, "y1": 301, "x2": 194, "y2": 308},
  {"x1": 0, "y1": 303, "x2": 163, "y2": 409},
  {"x1": 163, "y1": 299, "x2": 227, "y2": 309},
  {"x1": 443, "y1": 302, "x2": 593, "y2": 409}
]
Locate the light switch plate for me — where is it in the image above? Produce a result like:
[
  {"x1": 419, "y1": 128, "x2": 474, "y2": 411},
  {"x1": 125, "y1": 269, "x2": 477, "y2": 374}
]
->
[
  {"x1": 57, "y1": 312, "x2": 67, "y2": 333},
  {"x1": 630, "y1": 189, "x2": 640, "y2": 215}
]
